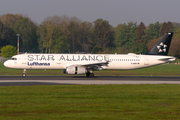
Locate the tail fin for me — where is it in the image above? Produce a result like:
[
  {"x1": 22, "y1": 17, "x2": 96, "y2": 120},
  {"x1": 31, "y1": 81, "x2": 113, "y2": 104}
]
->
[{"x1": 147, "y1": 32, "x2": 173, "y2": 55}]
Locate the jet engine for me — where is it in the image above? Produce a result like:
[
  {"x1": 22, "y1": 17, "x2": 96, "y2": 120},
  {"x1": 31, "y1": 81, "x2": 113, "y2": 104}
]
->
[{"x1": 63, "y1": 66, "x2": 86, "y2": 74}]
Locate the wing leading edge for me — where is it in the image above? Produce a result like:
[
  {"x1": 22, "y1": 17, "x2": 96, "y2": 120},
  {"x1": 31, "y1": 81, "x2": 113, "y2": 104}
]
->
[{"x1": 74, "y1": 61, "x2": 109, "y2": 71}]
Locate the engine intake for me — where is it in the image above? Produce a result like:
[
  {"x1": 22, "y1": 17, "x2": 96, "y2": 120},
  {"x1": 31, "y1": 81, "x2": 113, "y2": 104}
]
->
[{"x1": 63, "y1": 66, "x2": 86, "y2": 74}]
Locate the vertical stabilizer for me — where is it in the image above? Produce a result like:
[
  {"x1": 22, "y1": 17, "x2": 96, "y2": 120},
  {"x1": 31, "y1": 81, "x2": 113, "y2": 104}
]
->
[{"x1": 148, "y1": 32, "x2": 173, "y2": 55}]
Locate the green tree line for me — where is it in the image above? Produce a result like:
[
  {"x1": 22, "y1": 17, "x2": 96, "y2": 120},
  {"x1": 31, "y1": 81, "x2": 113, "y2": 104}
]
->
[{"x1": 0, "y1": 14, "x2": 180, "y2": 57}]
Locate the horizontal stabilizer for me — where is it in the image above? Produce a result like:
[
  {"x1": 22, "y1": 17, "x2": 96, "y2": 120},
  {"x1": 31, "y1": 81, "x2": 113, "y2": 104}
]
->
[{"x1": 158, "y1": 57, "x2": 176, "y2": 62}]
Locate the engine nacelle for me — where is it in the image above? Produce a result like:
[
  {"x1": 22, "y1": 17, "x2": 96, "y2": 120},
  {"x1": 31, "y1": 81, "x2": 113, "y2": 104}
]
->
[{"x1": 63, "y1": 66, "x2": 86, "y2": 74}]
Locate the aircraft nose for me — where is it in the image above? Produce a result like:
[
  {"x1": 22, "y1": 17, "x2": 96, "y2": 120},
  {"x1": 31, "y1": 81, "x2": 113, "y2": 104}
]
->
[{"x1": 4, "y1": 60, "x2": 10, "y2": 68}]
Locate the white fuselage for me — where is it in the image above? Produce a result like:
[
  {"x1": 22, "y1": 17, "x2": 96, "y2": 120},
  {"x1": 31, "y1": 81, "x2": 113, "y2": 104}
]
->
[{"x1": 4, "y1": 53, "x2": 176, "y2": 70}]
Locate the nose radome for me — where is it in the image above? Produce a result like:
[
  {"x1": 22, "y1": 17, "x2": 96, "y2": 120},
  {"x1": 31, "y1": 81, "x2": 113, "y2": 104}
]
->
[
  {"x1": 4, "y1": 61, "x2": 7, "y2": 67},
  {"x1": 4, "y1": 61, "x2": 9, "y2": 68}
]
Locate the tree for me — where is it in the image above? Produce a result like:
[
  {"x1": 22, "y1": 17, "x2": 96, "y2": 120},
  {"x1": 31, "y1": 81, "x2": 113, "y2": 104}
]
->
[
  {"x1": 0, "y1": 14, "x2": 20, "y2": 47},
  {"x1": 45, "y1": 24, "x2": 56, "y2": 53},
  {"x1": 91, "y1": 46, "x2": 103, "y2": 54},
  {"x1": 137, "y1": 22, "x2": 146, "y2": 43},
  {"x1": 51, "y1": 26, "x2": 69, "y2": 53},
  {"x1": 0, "y1": 20, "x2": 3, "y2": 47},
  {"x1": 1, "y1": 45, "x2": 16, "y2": 58},
  {"x1": 142, "y1": 21, "x2": 160, "y2": 43},
  {"x1": 159, "y1": 22, "x2": 167, "y2": 37},
  {"x1": 168, "y1": 38, "x2": 180, "y2": 57},
  {"x1": 40, "y1": 17, "x2": 58, "y2": 53},
  {"x1": 37, "y1": 25, "x2": 47, "y2": 53},
  {"x1": 168, "y1": 29, "x2": 180, "y2": 57},
  {"x1": 39, "y1": 15, "x2": 72, "y2": 53},
  {"x1": 51, "y1": 34, "x2": 69, "y2": 53},
  {"x1": 0, "y1": 17, "x2": 16, "y2": 47},
  {"x1": 92, "y1": 19, "x2": 113, "y2": 52},
  {"x1": 166, "y1": 22, "x2": 174, "y2": 33},
  {"x1": 114, "y1": 22, "x2": 137, "y2": 53},
  {"x1": 13, "y1": 15, "x2": 38, "y2": 53},
  {"x1": 68, "y1": 21, "x2": 80, "y2": 53},
  {"x1": 171, "y1": 22, "x2": 180, "y2": 32},
  {"x1": 131, "y1": 43, "x2": 147, "y2": 54},
  {"x1": 0, "y1": 13, "x2": 19, "y2": 28},
  {"x1": 77, "y1": 22, "x2": 93, "y2": 52},
  {"x1": 146, "y1": 38, "x2": 159, "y2": 52},
  {"x1": 174, "y1": 28, "x2": 180, "y2": 39},
  {"x1": 160, "y1": 22, "x2": 174, "y2": 36}
]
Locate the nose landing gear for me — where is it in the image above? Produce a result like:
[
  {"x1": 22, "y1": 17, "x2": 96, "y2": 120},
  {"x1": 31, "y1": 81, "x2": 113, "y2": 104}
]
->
[{"x1": 22, "y1": 69, "x2": 26, "y2": 77}]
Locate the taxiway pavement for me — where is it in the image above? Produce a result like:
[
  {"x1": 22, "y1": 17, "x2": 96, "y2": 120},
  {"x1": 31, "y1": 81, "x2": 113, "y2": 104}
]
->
[{"x1": 0, "y1": 76, "x2": 180, "y2": 86}]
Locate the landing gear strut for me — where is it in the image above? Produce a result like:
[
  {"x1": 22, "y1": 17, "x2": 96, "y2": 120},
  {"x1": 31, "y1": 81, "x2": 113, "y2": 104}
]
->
[
  {"x1": 86, "y1": 72, "x2": 94, "y2": 78},
  {"x1": 22, "y1": 69, "x2": 26, "y2": 77},
  {"x1": 86, "y1": 72, "x2": 90, "y2": 77}
]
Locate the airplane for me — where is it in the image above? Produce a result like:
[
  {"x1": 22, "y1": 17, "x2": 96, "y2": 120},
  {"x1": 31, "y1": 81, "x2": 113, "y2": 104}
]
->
[{"x1": 4, "y1": 32, "x2": 175, "y2": 77}]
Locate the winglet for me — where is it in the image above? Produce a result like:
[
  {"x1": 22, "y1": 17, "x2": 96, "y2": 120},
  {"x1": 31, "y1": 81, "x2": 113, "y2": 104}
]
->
[{"x1": 147, "y1": 32, "x2": 173, "y2": 55}]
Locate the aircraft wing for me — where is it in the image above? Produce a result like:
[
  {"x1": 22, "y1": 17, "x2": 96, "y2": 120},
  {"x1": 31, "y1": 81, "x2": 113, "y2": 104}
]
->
[{"x1": 73, "y1": 61, "x2": 109, "y2": 71}]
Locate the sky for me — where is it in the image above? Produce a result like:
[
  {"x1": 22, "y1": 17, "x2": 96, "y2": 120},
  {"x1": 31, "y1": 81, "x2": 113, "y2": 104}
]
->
[{"x1": 0, "y1": 0, "x2": 180, "y2": 26}]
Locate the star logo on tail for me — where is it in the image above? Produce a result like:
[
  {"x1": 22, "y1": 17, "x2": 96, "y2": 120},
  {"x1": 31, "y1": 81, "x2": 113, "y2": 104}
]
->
[{"x1": 157, "y1": 42, "x2": 167, "y2": 52}]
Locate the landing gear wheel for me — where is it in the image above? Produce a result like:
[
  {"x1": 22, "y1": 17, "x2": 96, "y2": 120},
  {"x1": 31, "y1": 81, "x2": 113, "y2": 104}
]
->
[
  {"x1": 22, "y1": 73, "x2": 26, "y2": 77},
  {"x1": 89, "y1": 73, "x2": 94, "y2": 78},
  {"x1": 86, "y1": 72, "x2": 90, "y2": 77}
]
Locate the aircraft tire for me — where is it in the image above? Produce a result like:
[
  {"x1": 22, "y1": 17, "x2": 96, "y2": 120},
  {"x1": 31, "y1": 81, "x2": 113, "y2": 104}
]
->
[
  {"x1": 22, "y1": 73, "x2": 26, "y2": 77},
  {"x1": 89, "y1": 73, "x2": 94, "y2": 78},
  {"x1": 86, "y1": 72, "x2": 90, "y2": 77}
]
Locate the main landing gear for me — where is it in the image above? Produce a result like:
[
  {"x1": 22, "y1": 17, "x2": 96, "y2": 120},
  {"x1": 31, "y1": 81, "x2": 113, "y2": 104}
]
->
[
  {"x1": 22, "y1": 69, "x2": 26, "y2": 77},
  {"x1": 86, "y1": 72, "x2": 94, "y2": 77}
]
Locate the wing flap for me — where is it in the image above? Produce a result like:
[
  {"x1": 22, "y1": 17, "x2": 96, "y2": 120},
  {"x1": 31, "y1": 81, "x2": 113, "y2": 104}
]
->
[
  {"x1": 69, "y1": 61, "x2": 109, "y2": 71},
  {"x1": 81, "y1": 61, "x2": 109, "y2": 67}
]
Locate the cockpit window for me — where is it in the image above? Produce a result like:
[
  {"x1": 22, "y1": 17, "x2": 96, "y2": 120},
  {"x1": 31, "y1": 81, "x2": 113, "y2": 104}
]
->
[{"x1": 10, "y1": 57, "x2": 17, "y2": 60}]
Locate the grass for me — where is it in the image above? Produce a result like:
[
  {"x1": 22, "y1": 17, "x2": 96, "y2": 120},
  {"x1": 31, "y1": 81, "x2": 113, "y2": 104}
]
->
[
  {"x1": 1, "y1": 85, "x2": 180, "y2": 119},
  {"x1": 1, "y1": 62, "x2": 180, "y2": 76},
  {"x1": 1, "y1": 62, "x2": 180, "y2": 119},
  {"x1": 95, "y1": 63, "x2": 180, "y2": 76}
]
